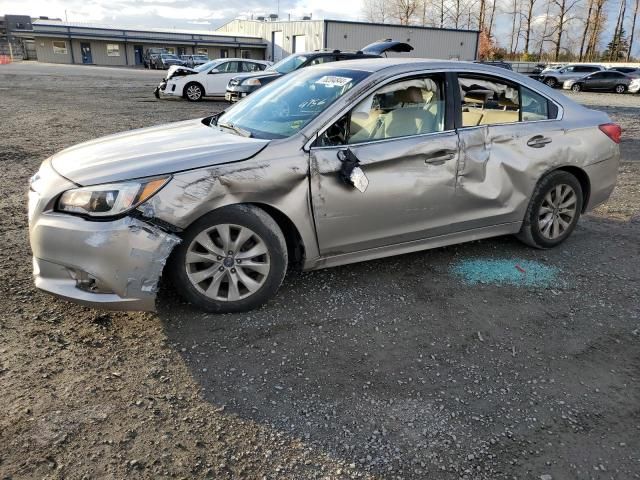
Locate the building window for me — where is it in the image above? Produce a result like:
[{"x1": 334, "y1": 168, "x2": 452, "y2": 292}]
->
[
  {"x1": 165, "y1": 47, "x2": 175, "y2": 54},
  {"x1": 52, "y1": 41, "x2": 67, "y2": 55},
  {"x1": 196, "y1": 47, "x2": 208, "y2": 55},
  {"x1": 240, "y1": 50, "x2": 250, "y2": 59},
  {"x1": 220, "y1": 49, "x2": 229, "y2": 58},
  {"x1": 106, "y1": 44, "x2": 120, "y2": 57}
]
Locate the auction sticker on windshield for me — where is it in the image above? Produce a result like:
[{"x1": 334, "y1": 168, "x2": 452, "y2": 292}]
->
[{"x1": 315, "y1": 76, "x2": 352, "y2": 87}]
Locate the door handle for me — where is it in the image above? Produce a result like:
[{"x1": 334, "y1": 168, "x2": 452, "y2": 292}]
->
[
  {"x1": 527, "y1": 135, "x2": 552, "y2": 148},
  {"x1": 424, "y1": 150, "x2": 456, "y2": 165}
]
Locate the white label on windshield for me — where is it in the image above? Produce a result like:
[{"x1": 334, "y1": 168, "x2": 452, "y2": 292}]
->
[{"x1": 315, "y1": 76, "x2": 352, "y2": 87}]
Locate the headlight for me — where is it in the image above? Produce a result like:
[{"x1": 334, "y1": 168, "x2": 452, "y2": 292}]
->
[
  {"x1": 57, "y1": 177, "x2": 169, "y2": 217},
  {"x1": 242, "y1": 78, "x2": 262, "y2": 86}
]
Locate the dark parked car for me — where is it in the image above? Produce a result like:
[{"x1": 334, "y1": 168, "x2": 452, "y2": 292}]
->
[
  {"x1": 224, "y1": 39, "x2": 413, "y2": 102},
  {"x1": 150, "y1": 53, "x2": 185, "y2": 70},
  {"x1": 608, "y1": 66, "x2": 640, "y2": 78},
  {"x1": 563, "y1": 70, "x2": 633, "y2": 93}
]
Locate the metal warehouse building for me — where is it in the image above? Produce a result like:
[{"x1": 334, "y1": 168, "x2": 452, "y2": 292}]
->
[
  {"x1": 217, "y1": 19, "x2": 479, "y2": 62},
  {"x1": 17, "y1": 20, "x2": 267, "y2": 66}
]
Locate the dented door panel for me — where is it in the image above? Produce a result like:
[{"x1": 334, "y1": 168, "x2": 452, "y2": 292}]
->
[{"x1": 310, "y1": 132, "x2": 460, "y2": 256}]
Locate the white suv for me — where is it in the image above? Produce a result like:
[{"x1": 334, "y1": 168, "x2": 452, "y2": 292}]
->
[{"x1": 541, "y1": 64, "x2": 604, "y2": 88}]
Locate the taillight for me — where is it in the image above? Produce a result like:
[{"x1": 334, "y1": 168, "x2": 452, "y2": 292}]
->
[{"x1": 599, "y1": 123, "x2": 622, "y2": 144}]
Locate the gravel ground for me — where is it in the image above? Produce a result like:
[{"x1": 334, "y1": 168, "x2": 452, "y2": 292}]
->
[{"x1": 0, "y1": 63, "x2": 639, "y2": 480}]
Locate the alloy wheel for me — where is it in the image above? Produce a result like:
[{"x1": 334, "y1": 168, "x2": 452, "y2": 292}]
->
[
  {"x1": 538, "y1": 184, "x2": 578, "y2": 240},
  {"x1": 186, "y1": 85, "x2": 202, "y2": 100},
  {"x1": 185, "y1": 224, "x2": 271, "y2": 301},
  {"x1": 615, "y1": 85, "x2": 625, "y2": 94}
]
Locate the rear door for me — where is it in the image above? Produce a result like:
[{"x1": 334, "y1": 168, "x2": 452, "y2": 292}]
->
[{"x1": 454, "y1": 72, "x2": 566, "y2": 230}]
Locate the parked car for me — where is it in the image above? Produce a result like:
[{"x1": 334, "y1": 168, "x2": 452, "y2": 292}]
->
[
  {"x1": 182, "y1": 54, "x2": 210, "y2": 68},
  {"x1": 29, "y1": 60, "x2": 621, "y2": 313},
  {"x1": 225, "y1": 40, "x2": 413, "y2": 102},
  {"x1": 607, "y1": 66, "x2": 640, "y2": 78},
  {"x1": 151, "y1": 53, "x2": 185, "y2": 70},
  {"x1": 143, "y1": 48, "x2": 168, "y2": 69},
  {"x1": 629, "y1": 78, "x2": 640, "y2": 93},
  {"x1": 563, "y1": 70, "x2": 633, "y2": 93},
  {"x1": 539, "y1": 64, "x2": 604, "y2": 88},
  {"x1": 155, "y1": 58, "x2": 271, "y2": 100}
]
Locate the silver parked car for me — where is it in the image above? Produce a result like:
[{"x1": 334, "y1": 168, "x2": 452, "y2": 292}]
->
[
  {"x1": 540, "y1": 64, "x2": 604, "y2": 88},
  {"x1": 29, "y1": 59, "x2": 621, "y2": 313}
]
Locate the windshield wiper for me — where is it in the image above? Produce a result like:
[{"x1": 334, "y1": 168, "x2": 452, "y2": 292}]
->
[{"x1": 218, "y1": 121, "x2": 252, "y2": 138}]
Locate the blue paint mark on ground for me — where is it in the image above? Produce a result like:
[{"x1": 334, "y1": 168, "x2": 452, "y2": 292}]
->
[{"x1": 450, "y1": 259, "x2": 559, "y2": 287}]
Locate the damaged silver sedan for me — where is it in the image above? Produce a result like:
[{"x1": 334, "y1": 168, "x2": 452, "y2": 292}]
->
[{"x1": 29, "y1": 59, "x2": 621, "y2": 313}]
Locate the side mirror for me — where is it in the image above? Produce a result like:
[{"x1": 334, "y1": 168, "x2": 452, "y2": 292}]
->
[{"x1": 209, "y1": 68, "x2": 219, "y2": 74}]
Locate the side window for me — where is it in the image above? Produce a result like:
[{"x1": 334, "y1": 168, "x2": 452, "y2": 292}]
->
[
  {"x1": 459, "y1": 75, "x2": 520, "y2": 126},
  {"x1": 242, "y1": 62, "x2": 262, "y2": 72},
  {"x1": 318, "y1": 76, "x2": 445, "y2": 146},
  {"x1": 521, "y1": 87, "x2": 551, "y2": 122},
  {"x1": 308, "y1": 55, "x2": 335, "y2": 66},
  {"x1": 216, "y1": 61, "x2": 239, "y2": 73}
]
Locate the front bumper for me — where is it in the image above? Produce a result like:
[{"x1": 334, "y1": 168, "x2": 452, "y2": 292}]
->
[
  {"x1": 29, "y1": 178, "x2": 181, "y2": 311},
  {"x1": 562, "y1": 81, "x2": 575, "y2": 90},
  {"x1": 154, "y1": 79, "x2": 181, "y2": 99},
  {"x1": 225, "y1": 85, "x2": 257, "y2": 102}
]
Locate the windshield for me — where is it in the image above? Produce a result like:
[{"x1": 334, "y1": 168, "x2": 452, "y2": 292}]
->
[
  {"x1": 267, "y1": 54, "x2": 308, "y2": 74},
  {"x1": 217, "y1": 67, "x2": 371, "y2": 139},
  {"x1": 194, "y1": 55, "x2": 208, "y2": 60},
  {"x1": 161, "y1": 54, "x2": 178, "y2": 60},
  {"x1": 195, "y1": 60, "x2": 220, "y2": 72}
]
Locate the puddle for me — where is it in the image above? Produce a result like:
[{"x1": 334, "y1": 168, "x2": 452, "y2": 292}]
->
[{"x1": 450, "y1": 259, "x2": 559, "y2": 287}]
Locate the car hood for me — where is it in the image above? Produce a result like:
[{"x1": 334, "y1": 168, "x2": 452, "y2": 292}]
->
[
  {"x1": 230, "y1": 71, "x2": 281, "y2": 83},
  {"x1": 165, "y1": 65, "x2": 198, "y2": 79},
  {"x1": 50, "y1": 118, "x2": 270, "y2": 186}
]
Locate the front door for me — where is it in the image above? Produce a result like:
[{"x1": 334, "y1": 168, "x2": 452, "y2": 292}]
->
[
  {"x1": 134, "y1": 45, "x2": 143, "y2": 65},
  {"x1": 80, "y1": 43, "x2": 92, "y2": 64},
  {"x1": 309, "y1": 74, "x2": 460, "y2": 255},
  {"x1": 205, "y1": 61, "x2": 240, "y2": 96}
]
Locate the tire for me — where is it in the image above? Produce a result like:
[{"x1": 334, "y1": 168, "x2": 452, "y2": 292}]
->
[
  {"x1": 615, "y1": 84, "x2": 626, "y2": 94},
  {"x1": 184, "y1": 82, "x2": 204, "y2": 102},
  {"x1": 167, "y1": 204, "x2": 288, "y2": 313},
  {"x1": 516, "y1": 170, "x2": 583, "y2": 249},
  {"x1": 571, "y1": 83, "x2": 581, "y2": 92},
  {"x1": 544, "y1": 77, "x2": 557, "y2": 88}
]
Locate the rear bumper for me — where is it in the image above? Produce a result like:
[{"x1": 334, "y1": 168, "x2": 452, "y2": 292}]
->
[{"x1": 584, "y1": 153, "x2": 620, "y2": 211}]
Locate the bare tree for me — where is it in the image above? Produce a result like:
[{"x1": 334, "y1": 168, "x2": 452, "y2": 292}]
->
[
  {"x1": 550, "y1": 0, "x2": 582, "y2": 60},
  {"x1": 390, "y1": 0, "x2": 422, "y2": 24},
  {"x1": 362, "y1": 0, "x2": 389, "y2": 23},
  {"x1": 585, "y1": 0, "x2": 608, "y2": 60},
  {"x1": 522, "y1": 0, "x2": 540, "y2": 53},
  {"x1": 578, "y1": 0, "x2": 596, "y2": 60},
  {"x1": 629, "y1": 0, "x2": 639, "y2": 59}
]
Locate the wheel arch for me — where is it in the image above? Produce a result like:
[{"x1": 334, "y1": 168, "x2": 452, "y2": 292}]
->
[
  {"x1": 183, "y1": 80, "x2": 205, "y2": 98},
  {"x1": 552, "y1": 165, "x2": 591, "y2": 213},
  {"x1": 178, "y1": 202, "x2": 307, "y2": 270}
]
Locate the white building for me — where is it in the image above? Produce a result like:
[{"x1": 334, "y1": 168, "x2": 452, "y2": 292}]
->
[{"x1": 217, "y1": 19, "x2": 479, "y2": 62}]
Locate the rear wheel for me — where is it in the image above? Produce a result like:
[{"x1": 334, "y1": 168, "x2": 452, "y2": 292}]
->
[
  {"x1": 167, "y1": 205, "x2": 288, "y2": 313},
  {"x1": 615, "y1": 84, "x2": 626, "y2": 94},
  {"x1": 184, "y1": 82, "x2": 204, "y2": 101},
  {"x1": 571, "y1": 83, "x2": 582, "y2": 92},
  {"x1": 544, "y1": 77, "x2": 557, "y2": 88},
  {"x1": 516, "y1": 171, "x2": 583, "y2": 249}
]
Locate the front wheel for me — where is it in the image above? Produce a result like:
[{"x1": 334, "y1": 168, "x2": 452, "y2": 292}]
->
[
  {"x1": 167, "y1": 205, "x2": 288, "y2": 313},
  {"x1": 615, "y1": 84, "x2": 626, "y2": 94},
  {"x1": 184, "y1": 82, "x2": 204, "y2": 101},
  {"x1": 571, "y1": 83, "x2": 581, "y2": 92},
  {"x1": 516, "y1": 171, "x2": 583, "y2": 249}
]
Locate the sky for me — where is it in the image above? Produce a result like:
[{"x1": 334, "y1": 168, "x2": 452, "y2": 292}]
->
[
  {"x1": 0, "y1": 0, "x2": 364, "y2": 30},
  {"x1": 1, "y1": 0, "x2": 635, "y2": 57}
]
